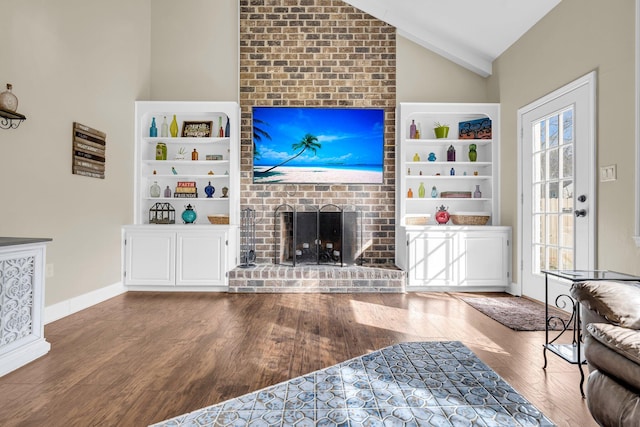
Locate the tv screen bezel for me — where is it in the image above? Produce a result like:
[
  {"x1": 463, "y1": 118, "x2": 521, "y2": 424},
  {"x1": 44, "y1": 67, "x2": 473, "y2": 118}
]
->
[{"x1": 252, "y1": 106, "x2": 385, "y2": 185}]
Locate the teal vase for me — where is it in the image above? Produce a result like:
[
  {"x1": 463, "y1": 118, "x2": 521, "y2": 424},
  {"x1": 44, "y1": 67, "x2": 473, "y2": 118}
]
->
[{"x1": 182, "y1": 204, "x2": 197, "y2": 224}]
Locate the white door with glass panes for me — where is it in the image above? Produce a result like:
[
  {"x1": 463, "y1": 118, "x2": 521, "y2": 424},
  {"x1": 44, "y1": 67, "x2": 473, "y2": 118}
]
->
[{"x1": 518, "y1": 72, "x2": 596, "y2": 302}]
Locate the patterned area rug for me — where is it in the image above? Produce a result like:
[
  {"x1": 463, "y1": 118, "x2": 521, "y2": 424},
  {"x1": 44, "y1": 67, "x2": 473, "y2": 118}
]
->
[
  {"x1": 458, "y1": 296, "x2": 573, "y2": 331},
  {"x1": 151, "y1": 342, "x2": 555, "y2": 426}
]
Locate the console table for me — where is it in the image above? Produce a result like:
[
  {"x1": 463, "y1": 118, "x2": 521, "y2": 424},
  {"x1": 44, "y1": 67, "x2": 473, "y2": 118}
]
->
[
  {"x1": 0, "y1": 237, "x2": 52, "y2": 376},
  {"x1": 542, "y1": 269, "x2": 640, "y2": 397}
]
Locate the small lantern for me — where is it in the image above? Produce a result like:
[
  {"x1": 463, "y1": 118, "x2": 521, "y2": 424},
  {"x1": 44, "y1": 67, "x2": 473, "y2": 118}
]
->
[{"x1": 149, "y1": 202, "x2": 175, "y2": 224}]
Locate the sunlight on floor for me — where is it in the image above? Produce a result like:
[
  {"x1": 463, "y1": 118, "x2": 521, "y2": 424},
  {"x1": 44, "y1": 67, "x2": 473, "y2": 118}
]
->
[{"x1": 348, "y1": 297, "x2": 510, "y2": 357}]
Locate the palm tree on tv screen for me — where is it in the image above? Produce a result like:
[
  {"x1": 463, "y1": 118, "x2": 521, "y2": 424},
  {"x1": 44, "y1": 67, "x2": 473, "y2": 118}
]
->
[
  {"x1": 263, "y1": 133, "x2": 321, "y2": 173},
  {"x1": 253, "y1": 118, "x2": 271, "y2": 160}
]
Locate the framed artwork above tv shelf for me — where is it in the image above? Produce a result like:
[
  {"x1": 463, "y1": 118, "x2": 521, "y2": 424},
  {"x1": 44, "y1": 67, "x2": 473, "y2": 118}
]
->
[{"x1": 395, "y1": 103, "x2": 511, "y2": 291}]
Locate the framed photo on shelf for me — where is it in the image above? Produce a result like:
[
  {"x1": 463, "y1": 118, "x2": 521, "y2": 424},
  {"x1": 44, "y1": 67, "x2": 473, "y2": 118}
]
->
[{"x1": 181, "y1": 121, "x2": 213, "y2": 137}]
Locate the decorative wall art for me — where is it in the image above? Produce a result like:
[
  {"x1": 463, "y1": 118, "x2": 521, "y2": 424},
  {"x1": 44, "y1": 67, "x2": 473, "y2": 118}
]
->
[
  {"x1": 72, "y1": 122, "x2": 106, "y2": 179},
  {"x1": 458, "y1": 118, "x2": 492, "y2": 139}
]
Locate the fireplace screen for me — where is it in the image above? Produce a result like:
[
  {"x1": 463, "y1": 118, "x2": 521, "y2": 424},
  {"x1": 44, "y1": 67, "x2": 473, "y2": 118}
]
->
[{"x1": 274, "y1": 204, "x2": 362, "y2": 266}]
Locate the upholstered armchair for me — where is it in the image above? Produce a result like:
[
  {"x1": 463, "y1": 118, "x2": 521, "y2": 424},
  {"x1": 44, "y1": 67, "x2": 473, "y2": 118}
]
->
[{"x1": 570, "y1": 280, "x2": 640, "y2": 426}]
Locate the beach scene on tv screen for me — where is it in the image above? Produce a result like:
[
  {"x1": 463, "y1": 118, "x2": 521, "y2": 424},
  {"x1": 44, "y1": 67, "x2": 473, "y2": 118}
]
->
[{"x1": 253, "y1": 107, "x2": 384, "y2": 184}]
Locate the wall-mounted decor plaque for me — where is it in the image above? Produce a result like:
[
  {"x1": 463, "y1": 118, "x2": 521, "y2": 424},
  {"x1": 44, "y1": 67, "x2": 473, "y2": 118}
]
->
[{"x1": 72, "y1": 122, "x2": 106, "y2": 179}]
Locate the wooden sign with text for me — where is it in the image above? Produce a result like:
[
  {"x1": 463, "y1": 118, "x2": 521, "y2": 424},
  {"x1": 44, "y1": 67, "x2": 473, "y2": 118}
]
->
[{"x1": 72, "y1": 122, "x2": 106, "y2": 179}]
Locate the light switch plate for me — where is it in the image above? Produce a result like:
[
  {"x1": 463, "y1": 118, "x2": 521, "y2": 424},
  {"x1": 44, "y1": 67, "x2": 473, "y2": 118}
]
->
[{"x1": 600, "y1": 164, "x2": 617, "y2": 182}]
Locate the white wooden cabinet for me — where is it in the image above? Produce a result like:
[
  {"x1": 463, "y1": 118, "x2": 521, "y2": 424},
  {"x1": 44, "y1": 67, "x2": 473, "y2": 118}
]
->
[
  {"x1": 123, "y1": 226, "x2": 229, "y2": 290},
  {"x1": 396, "y1": 103, "x2": 511, "y2": 290},
  {"x1": 406, "y1": 226, "x2": 511, "y2": 290},
  {"x1": 123, "y1": 101, "x2": 240, "y2": 291},
  {"x1": 0, "y1": 238, "x2": 51, "y2": 376}
]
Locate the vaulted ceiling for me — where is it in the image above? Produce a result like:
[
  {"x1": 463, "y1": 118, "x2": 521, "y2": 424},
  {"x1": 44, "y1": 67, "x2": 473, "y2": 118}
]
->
[{"x1": 343, "y1": 0, "x2": 562, "y2": 77}]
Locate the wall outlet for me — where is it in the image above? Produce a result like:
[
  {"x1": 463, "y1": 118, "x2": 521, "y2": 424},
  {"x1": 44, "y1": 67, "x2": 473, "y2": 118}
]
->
[
  {"x1": 600, "y1": 164, "x2": 617, "y2": 182},
  {"x1": 45, "y1": 263, "x2": 54, "y2": 278}
]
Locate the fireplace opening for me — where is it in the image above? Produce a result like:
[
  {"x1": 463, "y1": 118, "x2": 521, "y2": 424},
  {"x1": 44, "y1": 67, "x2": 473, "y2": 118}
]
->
[{"x1": 274, "y1": 204, "x2": 362, "y2": 267}]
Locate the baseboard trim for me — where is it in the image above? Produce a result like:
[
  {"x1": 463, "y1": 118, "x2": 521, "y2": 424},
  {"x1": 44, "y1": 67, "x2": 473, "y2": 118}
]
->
[
  {"x1": 44, "y1": 282, "x2": 126, "y2": 324},
  {"x1": 506, "y1": 281, "x2": 522, "y2": 296}
]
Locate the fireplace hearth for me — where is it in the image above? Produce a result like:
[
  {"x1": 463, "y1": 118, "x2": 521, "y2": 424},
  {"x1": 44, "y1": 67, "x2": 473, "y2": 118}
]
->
[{"x1": 274, "y1": 204, "x2": 362, "y2": 267}]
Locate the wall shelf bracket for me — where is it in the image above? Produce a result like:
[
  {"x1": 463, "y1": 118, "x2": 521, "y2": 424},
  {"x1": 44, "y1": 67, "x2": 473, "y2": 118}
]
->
[{"x1": 0, "y1": 108, "x2": 26, "y2": 129}]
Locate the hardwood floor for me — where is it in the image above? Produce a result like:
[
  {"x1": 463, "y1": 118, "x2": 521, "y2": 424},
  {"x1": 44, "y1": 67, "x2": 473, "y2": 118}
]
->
[{"x1": 0, "y1": 292, "x2": 596, "y2": 426}]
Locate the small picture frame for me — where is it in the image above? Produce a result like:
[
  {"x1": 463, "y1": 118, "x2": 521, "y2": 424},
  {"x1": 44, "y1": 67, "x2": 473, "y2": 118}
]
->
[{"x1": 181, "y1": 121, "x2": 213, "y2": 137}]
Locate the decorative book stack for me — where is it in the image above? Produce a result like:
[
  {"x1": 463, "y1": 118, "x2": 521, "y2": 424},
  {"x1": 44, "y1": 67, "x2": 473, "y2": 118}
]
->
[{"x1": 174, "y1": 181, "x2": 198, "y2": 198}]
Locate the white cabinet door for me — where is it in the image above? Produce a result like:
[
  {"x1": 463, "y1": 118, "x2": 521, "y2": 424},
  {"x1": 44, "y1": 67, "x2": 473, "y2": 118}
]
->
[
  {"x1": 407, "y1": 230, "x2": 455, "y2": 287},
  {"x1": 124, "y1": 231, "x2": 175, "y2": 286},
  {"x1": 176, "y1": 231, "x2": 227, "y2": 287},
  {"x1": 457, "y1": 231, "x2": 510, "y2": 287},
  {"x1": 406, "y1": 227, "x2": 511, "y2": 290}
]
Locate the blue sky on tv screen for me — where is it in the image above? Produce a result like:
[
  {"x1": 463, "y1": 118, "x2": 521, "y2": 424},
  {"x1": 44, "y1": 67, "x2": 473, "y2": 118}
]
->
[{"x1": 253, "y1": 107, "x2": 384, "y2": 167}]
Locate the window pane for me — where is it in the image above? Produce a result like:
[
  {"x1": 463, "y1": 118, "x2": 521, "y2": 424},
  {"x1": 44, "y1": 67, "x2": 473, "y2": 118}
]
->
[
  {"x1": 562, "y1": 145, "x2": 573, "y2": 179},
  {"x1": 560, "y1": 248, "x2": 573, "y2": 270},
  {"x1": 533, "y1": 123, "x2": 542, "y2": 152},
  {"x1": 548, "y1": 181, "x2": 559, "y2": 205},
  {"x1": 549, "y1": 148, "x2": 559, "y2": 179},
  {"x1": 535, "y1": 245, "x2": 545, "y2": 272},
  {"x1": 534, "y1": 183, "x2": 545, "y2": 212},
  {"x1": 549, "y1": 115, "x2": 559, "y2": 147},
  {"x1": 548, "y1": 246, "x2": 558, "y2": 270},
  {"x1": 540, "y1": 121, "x2": 546, "y2": 150},
  {"x1": 547, "y1": 214, "x2": 558, "y2": 245},
  {"x1": 562, "y1": 109, "x2": 573, "y2": 144},
  {"x1": 560, "y1": 214, "x2": 574, "y2": 247},
  {"x1": 561, "y1": 180, "x2": 573, "y2": 210},
  {"x1": 534, "y1": 214, "x2": 545, "y2": 245}
]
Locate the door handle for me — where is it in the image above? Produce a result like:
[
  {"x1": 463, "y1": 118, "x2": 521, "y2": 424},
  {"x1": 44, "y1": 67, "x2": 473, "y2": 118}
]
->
[
  {"x1": 578, "y1": 195, "x2": 587, "y2": 203},
  {"x1": 574, "y1": 209, "x2": 587, "y2": 217}
]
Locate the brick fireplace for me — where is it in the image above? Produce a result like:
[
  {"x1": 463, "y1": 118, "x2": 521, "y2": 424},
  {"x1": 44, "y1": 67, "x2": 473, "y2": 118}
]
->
[
  {"x1": 239, "y1": 0, "x2": 396, "y2": 263},
  {"x1": 234, "y1": 0, "x2": 401, "y2": 292}
]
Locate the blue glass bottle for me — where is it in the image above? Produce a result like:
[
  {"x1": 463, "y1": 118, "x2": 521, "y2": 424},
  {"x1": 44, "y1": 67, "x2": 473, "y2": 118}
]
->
[{"x1": 150, "y1": 117, "x2": 158, "y2": 137}]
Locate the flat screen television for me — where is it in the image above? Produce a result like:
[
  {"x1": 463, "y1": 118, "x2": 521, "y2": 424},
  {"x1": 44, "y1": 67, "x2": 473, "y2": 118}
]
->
[{"x1": 252, "y1": 106, "x2": 385, "y2": 184}]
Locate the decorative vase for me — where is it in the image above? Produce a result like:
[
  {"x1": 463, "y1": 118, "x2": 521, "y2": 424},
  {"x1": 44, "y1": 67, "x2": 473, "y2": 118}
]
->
[
  {"x1": 474, "y1": 185, "x2": 482, "y2": 198},
  {"x1": 164, "y1": 186, "x2": 172, "y2": 198},
  {"x1": 0, "y1": 84, "x2": 18, "y2": 112},
  {"x1": 221, "y1": 186, "x2": 229, "y2": 198},
  {"x1": 428, "y1": 153, "x2": 436, "y2": 161},
  {"x1": 409, "y1": 120, "x2": 416, "y2": 139},
  {"x1": 149, "y1": 117, "x2": 158, "y2": 137},
  {"x1": 468, "y1": 144, "x2": 477, "y2": 162},
  {"x1": 407, "y1": 188, "x2": 413, "y2": 198},
  {"x1": 435, "y1": 205, "x2": 450, "y2": 224},
  {"x1": 431, "y1": 186, "x2": 438, "y2": 198},
  {"x1": 161, "y1": 116, "x2": 169, "y2": 137},
  {"x1": 182, "y1": 204, "x2": 197, "y2": 224},
  {"x1": 192, "y1": 149, "x2": 198, "y2": 160},
  {"x1": 225, "y1": 117, "x2": 230, "y2": 137},
  {"x1": 218, "y1": 117, "x2": 224, "y2": 137},
  {"x1": 418, "y1": 182, "x2": 426, "y2": 198},
  {"x1": 450, "y1": 168, "x2": 455, "y2": 176},
  {"x1": 150, "y1": 181, "x2": 161, "y2": 198},
  {"x1": 413, "y1": 153, "x2": 420, "y2": 161},
  {"x1": 434, "y1": 126, "x2": 449, "y2": 139},
  {"x1": 447, "y1": 145, "x2": 456, "y2": 162},
  {"x1": 170, "y1": 114, "x2": 179, "y2": 137},
  {"x1": 204, "y1": 181, "x2": 215, "y2": 198}
]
